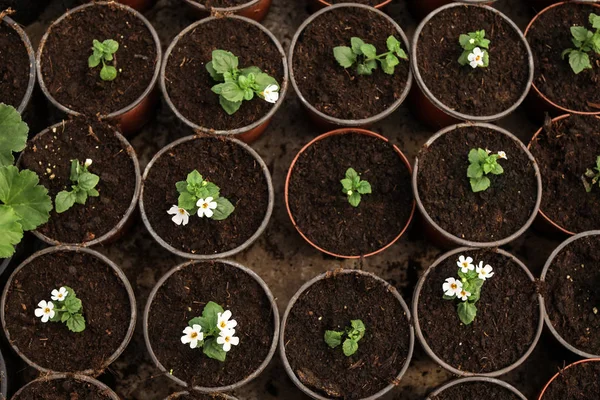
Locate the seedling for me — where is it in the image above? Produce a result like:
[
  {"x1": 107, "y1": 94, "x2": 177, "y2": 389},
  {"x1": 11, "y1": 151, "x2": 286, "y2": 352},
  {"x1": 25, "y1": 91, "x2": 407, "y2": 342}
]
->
[
  {"x1": 88, "y1": 39, "x2": 119, "y2": 81},
  {"x1": 458, "y1": 30, "x2": 490, "y2": 69},
  {"x1": 207, "y1": 50, "x2": 280, "y2": 115},
  {"x1": 442, "y1": 255, "x2": 494, "y2": 325},
  {"x1": 340, "y1": 168, "x2": 372, "y2": 207},
  {"x1": 562, "y1": 13, "x2": 600, "y2": 74},
  {"x1": 34, "y1": 286, "x2": 86, "y2": 333},
  {"x1": 333, "y1": 36, "x2": 408, "y2": 75},
  {"x1": 55, "y1": 159, "x2": 100, "y2": 213},
  {"x1": 181, "y1": 301, "x2": 239, "y2": 362},
  {"x1": 467, "y1": 148, "x2": 507, "y2": 192},
  {"x1": 582, "y1": 155, "x2": 600, "y2": 192},
  {"x1": 324, "y1": 319, "x2": 365, "y2": 357}
]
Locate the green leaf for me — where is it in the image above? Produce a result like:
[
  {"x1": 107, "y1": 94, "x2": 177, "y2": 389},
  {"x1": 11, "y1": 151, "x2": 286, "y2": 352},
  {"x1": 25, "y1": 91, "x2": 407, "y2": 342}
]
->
[
  {"x1": 211, "y1": 83, "x2": 226, "y2": 95},
  {"x1": 348, "y1": 191, "x2": 361, "y2": 207},
  {"x1": 254, "y1": 73, "x2": 278, "y2": 92},
  {"x1": 186, "y1": 170, "x2": 203, "y2": 187},
  {"x1": 102, "y1": 39, "x2": 119, "y2": 54},
  {"x1": 459, "y1": 34, "x2": 472, "y2": 48},
  {"x1": 219, "y1": 82, "x2": 245, "y2": 103},
  {"x1": 340, "y1": 178, "x2": 353, "y2": 191},
  {"x1": 202, "y1": 301, "x2": 224, "y2": 329},
  {"x1": 443, "y1": 294, "x2": 456, "y2": 300},
  {"x1": 176, "y1": 181, "x2": 188, "y2": 194},
  {"x1": 571, "y1": 26, "x2": 590, "y2": 42},
  {"x1": 66, "y1": 314, "x2": 86, "y2": 333},
  {"x1": 219, "y1": 96, "x2": 242, "y2": 115},
  {"x1": 206, "y1": 61, "x2": 223, "y2": 82},
  {"x1": 240, "y1": 66, "x2": 262, "y2": 77},
  {"x1": 333, "y1": 46, "x2": 357, "y2": 68},
  {"x1": 470, "y1": 176, "x2": 490, "y2": 193},
  {"x1": 350, "y1": 37, "x2": 365, "y2": 55},
  {"x1": 55, "y1": 191, "x2": 76, "y2": 213},
  {"x1": 590, "y1": 13, "x2": 600, "y2": 30},
  {"x1": 203, "y1": 182, "x2": 220, "y2": 199},
  {"x1": 92, "y1": 39, "x2": 104, "y2": 52},
  {"x1": 458, "y1": 51, "x2": 470, "y2": 66},
  {"x1": 479, "y1": 38, "x2": 491, "y2": 49},
  {"x1": 357, "y1": 60, "x2": 377, "y2": 75},
  {"x1": 0, "y1": 205, "x2": 22, "y2": 258},
  {"x1": 211, "y1": 50, "x2": 238, "y2": 74},
  {"x1": 211, "y1": 197, "x2": 235, "y2": 221},
  {"x1": 350, "y1": 320, "x2": 365, "y2": 340},
  {"x1": 387, "y1": 36, "x2": 401, "y2": 53},
  {"x1": 467, "y1": 163, "x2": 483, "y2": 179},
  {"x1": 203, "y1": 337, "x2": 226, "y2": 362},
  {"x1": 342, "y1": 339, "x2": 358, "y2": 356},
  {"x1": 178, "y1": 192, "x2": 197, "y2": 211},
  {"x1": 100, "y1": 65, "x2": 117, "y2": 81},
  {"x1": 569, "y1": 50, "x2": 592, "y2": 74},
  {"x1": 88, "y1": 53, "x2": 101, "y2": 68},
  {"x1": 356, "y1": 181, "x2": 371, "y2": 195},
  {"x1": 324, "y1": 330, "x2": 343, "y2": 348},
  {"x1": 345, "y1": 168, "x2": 358, "y2": 180},
  {"x1": 64, "y1": 296, "x2": 82, "y2": 314},
  {"x1": 189, "y1": 316, "x2": 211, "y2": 335},
  {"x1": 69, "y1": 160, "x2": 80, "y2": 182},
  {"x1": 380, "y1": 54, "x2": 399, "y2": 75},
  {"x1": 457, "y1": 302, "x2": 477, "y2": 325},
  {"x1": 360, "y1": 44, "x2": 377, "y2": 59},
  {"x1": 0, "y1": 104, "x2": 29, "y2": 167},
  {"x1": 490, "y1": 163, "x2": 504, "y2": 175},
  {"x1": 482, "y1": 51, "x2": 490, "y2": 67},
  {"x1": 61, "y1": 312, "x2": 70, "y2": 323},
  {"x1": 396, "y1": 47, "x2": 408, "y2": 61},
  {"x1": 78, "y1": 172, "x2": 99, "y2": 191},
  {"x1": 74, "y1": 189, "x2": 87, "y2": 205}
]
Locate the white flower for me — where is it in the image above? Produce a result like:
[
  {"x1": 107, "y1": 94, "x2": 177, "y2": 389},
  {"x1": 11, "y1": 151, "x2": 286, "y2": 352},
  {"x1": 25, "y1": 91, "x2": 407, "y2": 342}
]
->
[
  {"x1": 485, "y1": 148, "x2": 491, "y2": 155},
  {"x1": 443, "y1": 277, "x2": 463, "y2": 297},
  {"x1": 196, "y1": 197, "x2": 217, "y2": 218},
  {"x1": 347, "y1": 190, "x2": 353, "y2": 196},
  {"x1": 167, "y1": 205, "x2": 190, "y2": 226},
  {"x1": 51, "y1": 287, "x2": 68, "y2": 302},
  {"x1": 476, "y1": 262, "x2": 494, "y2": 280},
  {"x1": 217, "y1": 328, "x2": 239, "y2": 352},
  {"x1": 457, "y1": 255, "x2": 475, "y2": 273},
  {"x1": 469, "y1": 38, "x2": 475, "y2": 44},
  {"x1": 262, "y1": 84, "x2": 279, "y2": 104},
  {"x1": 468, "y1": 47, "x2": 485, "y2": 68},
  {"x1": 84, "y1": 158, "x2": 93, "y2": 167},
  {"x1": 217, "y1": 310, "x2": 237, "y2": 331},
  {"x1": 458, "y1": 288, "x2": 471, "y2": 301},
  {"x1": 34, "y1": 300, "x2": 55, "y2": 323},
  {"x1": 181, "y1": 324, "x2": 203, "y2": 349},
  {"x1": 497, "y1": 151, "x2": 507, "y2": 160}
]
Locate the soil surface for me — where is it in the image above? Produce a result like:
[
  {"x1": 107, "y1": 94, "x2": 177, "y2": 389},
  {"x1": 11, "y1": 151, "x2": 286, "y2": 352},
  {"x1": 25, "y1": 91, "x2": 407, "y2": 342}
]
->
[
  {"x1": 168, "y1": 393, "x2": 233, "y2": 400},
  {"x1": 527, "y1": 3, "x2": 600, "y2": 112},
  {"x1": 164, "y1": 18, "x2": 283, "y2": 131},
  {"x1": 4, "y1": 250, "x2": 132, "y2": 373},
  {"x1": 293, "y1": 7, "x2": 409, "y2": 120},
  {"x1": 284, "y1": 272, "x2": 411, "y2": 399},
  {"x1": 544, "y1": 234, "x2": 600, "y2": 356},
  {"x1": 147, "y1": 261, "x2": 274, "y2": 388},
  {"x1": 20, "y1": 118, "x2": 137, "y2": 244},
  {"x1": 529, "y1": 115, "x2": 600, "y2": 233},
  {"x1": 431, "y1": 381, "x2": 521, "y2": 400},
  {"x1": 39, "y1": 3, "x2": 157, "y2": 115},
  {"x1": 542, "y1": 361, "x2": 600, "y2": 400},
  {"x1": 417, "y1": 5, "x2": 529, "y2": 117},
  {"x1": 14, "y1": 378, "x2": 113, "y2": 400},
  {"x1": 329, "y1": 0, "x2": 381, "y2": 4},
  {"x1": 0, "y1": 20, "x2": 30, "y2": 108},
  {"x1": 143, "y1": 137, "x2": 269, "y2": 256},
  {"x1": 417, "y1": 126, "x2": 538, "y2": 243},
  {"x1": 287, "y1": 132, "x2": 413, "y2": 256},
  {"x1": 191, "y1": 0, "x2": 250, "y2": 6},
  {"x1": 417, "y1": 249, "x2": 540, "y2": 373}
]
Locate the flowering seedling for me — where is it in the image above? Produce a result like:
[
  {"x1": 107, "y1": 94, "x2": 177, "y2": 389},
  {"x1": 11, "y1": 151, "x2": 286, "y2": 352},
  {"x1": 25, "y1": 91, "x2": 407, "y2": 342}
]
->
[
  {"x1": 458, "y1": 30, "x2": 490, "y2": 69},
  {"x1": 340, "y1": 168, "x2": 372, "y2": 207},
  {"x1": 88, "y1": 39, "x2": 119, "y2": 81},
  {"x1": 442, "y1": 255, "x2": 494, "y2": 325},
  {"x1": 324, "y1": 319, "x2": 365, "y2": 357},
  {"x1": 562, "y1": 14, "x2": 600, "y2": 74},
  {"x1": 34, "y1": 286, "x2": 86, "y2": 333},
  {"x1": 55, "y1": 159, "x2": 100, "y2": 213},
  {"x1": 0, "y1": 104, "x2": 52, "y2": 258},
  {"x1": 582, "y1": 155, "x2": 600, "y2": 192},
  {"x1": 333, "y1": 36, "x2": 408, "y2": 76},
  {"x1": 181, "y1": 301, "x2": 239, "y2": 362},
  {"x1": 206, "y1": 50, "x2": 280, "y2": 115},
  {"x1": 467, "y1": 148, "x2": 507, "y2": 192}
]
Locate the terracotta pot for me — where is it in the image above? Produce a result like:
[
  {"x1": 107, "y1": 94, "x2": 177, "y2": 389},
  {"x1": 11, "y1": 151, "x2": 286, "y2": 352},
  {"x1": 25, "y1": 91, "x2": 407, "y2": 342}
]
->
[
  {"x1": 161, "y1": 15, "x2": 287, "y2": 144},
  {"x1": 0, "y1": 350, "x2": 6, "y2": 399},
  {"x1": 410, "y1": 3, "x2": 534, "y2": 130},
  {"x1": 12, "y1": 373, "x2": 119, "y2": 399},
  {"x1": 36, "y1": 1, "x2": 162, "y2": 136},
  {"x1": 427, "y1": 376, "x2": 527, "y2": 399},
  {"x1": 117, "y1": 0, "x2": 156, "y2": 12},
  {"x1": 307, "y1": 0, "x2": 391, "y2": 13},
  {"x1": 285, "y1": 128, "x2": 416, "y2": 258},
  {"x1": 166, "y1": 392, "x2": 237, "y2": 399},
  {"x1": 289, "y1": 4, "x2": 412, "y2": 130},
  {"x1": 538, "y1": 358, "x2": 600, "y2": 399},
  {"x1": 182, "y1": 0, "x2": 272, "y2": 22},
  {"x1": 409, "y1": 0, "x2": 496, "y2": 21}
]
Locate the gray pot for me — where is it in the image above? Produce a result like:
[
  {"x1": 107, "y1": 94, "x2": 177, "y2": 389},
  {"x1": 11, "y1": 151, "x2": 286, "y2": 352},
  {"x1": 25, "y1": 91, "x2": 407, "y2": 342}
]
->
[
  {"x1": 427, "y1": 376, "x2": 527, "y2": 399},
  {"x1": 0, "y1": 350, "x2": 7, "y2": 399},
  {"x1": 12, "y1": 373, "x2": 119, "y2": 399}
]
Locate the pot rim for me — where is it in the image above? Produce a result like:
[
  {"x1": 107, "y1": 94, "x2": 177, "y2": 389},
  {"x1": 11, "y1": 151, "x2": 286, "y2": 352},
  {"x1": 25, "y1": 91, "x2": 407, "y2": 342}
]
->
[
  {"x1": 411, "y1": 2, "x2": 534, "y2": 122},
  {"x1": 279, "y1": 268, "x2": 415, "y2": 400},
  {"x1": 36, "y1": 1, "x2": 162, "y2": 120},
  {"x1": 0, "y1": 245, "x2": 137, "y2": 376},
  {"x1": 143, "y1": 259, "x2": 280, "y2": 393},
  {"x1": 0, "y1": 349, "x2": 6, "y2": 398},
  {"x1": 0, "y1": 257, "x2": 11, "y2": 278},
  {"x1": 427, "y1": 376, "x2": 527, "y2": 399},
  {"x1": 288, "y1": 3, "x2": 413, "y2": 127},
  {"x1": 412, "y1": 121, "x2": 543, "y2": 247},
  {"x1": 11, "y1": 373, "x2": 119, "y2": 399},
  {"x1": 182, "y1": 0, "x2": 261, "y2": 13},
  {"x1": 412, "y1": 246, "x2": 544, "y2": 377},
  {"x1": 284, "y1": 128, "x2": 416, "y2": 258},
  {"x1": 139, "y1": 134, "x2": 274, "y2": 259},
  {"x1": 314, "y1": 0, "x2": 392, "y2": 10},
  {"x1": 160, "y1": 14, "x2": 288, "y2": 136},
  {"x1": 167, "y1": 391, "x2": 238, "y2": 400},
  {"x1": 538, "y1": 358, "x2": 600, "y2": 399}
]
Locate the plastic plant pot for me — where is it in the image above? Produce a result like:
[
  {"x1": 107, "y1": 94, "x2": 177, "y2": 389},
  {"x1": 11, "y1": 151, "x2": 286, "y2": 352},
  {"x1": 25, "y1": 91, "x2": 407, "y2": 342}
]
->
[
  {"x1": 12, "y1": 373, "x2": 119, "y2": 400},
  {"x1": 118, "y1": 0, "x2": 156, "y2": 12},
  {"x1": 307, "y1": 0, "x2": 392, "y2": 13},
  {"x1": 0, "y1": 350, "x2": 6, "y2": 399},
  {"x1": 182, "y1": 0, "x2": 272, "y2": 22},
  {"x1": 409, "y1": 0, "x2": 496, "y2": 21},
  {"x1": 427, "y1": 376, "x2": 527, "y2": 399},
  {"x1": 538, "y1": 358, "x2": 600, "y2": 399},
  {"x1": 166, "y1": 392, "x2": 238, "y2": 399},
  {"x1": 36, "y1": 1, "x2": 162, "y2": 136}
]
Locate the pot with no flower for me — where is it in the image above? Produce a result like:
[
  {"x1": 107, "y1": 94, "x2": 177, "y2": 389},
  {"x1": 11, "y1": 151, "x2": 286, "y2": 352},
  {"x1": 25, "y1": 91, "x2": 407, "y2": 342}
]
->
[
  {"x1": 307, "y1": 0, "x2": 392, "y2": 13},
  {"x1": 538, "y1": 358, "x2": 600, "y2": 400},
  {"x1": 182, "y1": 0, "x2": 272, "y2": 22},
  {"x1": 166, "y1": 392, "x2": 237, "y2": 399},
  {"x1": 427, "y1": 377, "x2": 527, "y2": 400},
  {"x1": 12, "y1": 373, "x2": 119, "y2": 400},
  {"x1": 408, "y1": 0, "x2": 497, "y2": 21}
]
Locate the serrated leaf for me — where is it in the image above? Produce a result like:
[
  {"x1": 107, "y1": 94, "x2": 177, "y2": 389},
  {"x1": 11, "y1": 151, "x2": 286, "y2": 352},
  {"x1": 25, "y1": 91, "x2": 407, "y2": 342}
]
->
[
  {"x1": 219, "y1": 96, "x2": 242, "y2": 115},
  {"x1": 0, "y1": 205, "x2": 22, "y2": 258},
  {"x1": 467, "y1": 163, "x2": 483, "y2": 179},
  {"x1": 102, "y1": 39, "x2": 119, "y2": 54},
  {"x1": 65, "y1": 296, "x2": 82, "y2": 314},
  {"x1": 470, "y1": 176, "x2": 490, "y2": 193},
  {"x1": 176, "y1": 181, "x2": 188, "y2": 194},
  {"x1": 342, "y1": 339, "x2": 358, "y2": 356},
  {"x1": 92, "y1": 39, "x2": 104, "y2": 52},
  {"x1": 74, "y1": 189, "x2": 88, "y2": 205},
  {"x1": 178, "y1": 192, "x2": 197, "y2": 211},
  {"x1": 380, "y1": 54, "x2": 399, "y2": 75},
  {"x1": 356, "y1": 181, "x2": 371, "y2": 195},
  {"x1": 569, "y1": 50, "x2": 592, "y2": 74},
  {"x1": 324, "y1": 330, "x2": 342, "y2": 348},
  {"x1": 61, "y1": 312, "x2": 70, "y2": 323},
  {"x1": 351, "y1": 37, "x2": 365, "y2": 55},
  {"x1": 212, "y1": 197, "x2": 235, "y2": 221},
  {"x1": 333, "y1": 46, "x2": 356, "y2": 68},
  {"x1": 357, "y1": 60, "x2": 377, "y2": 75},
  {"x1": 345, "y1": 168, "x2": 358, "y2": 180},
  {"x1": 0, "y1": 104, "x2": 29, "y2": 167},
  {"x1": 219, "y1": 82, "x2": 245, "y2": 103},
  {"x1": 571, "y1": 26, "x2": 590, "y2": 42},
  {"x1": 350, "y1": 320, "x2": 365, "y2": 340},
  {"x1": 457, "y1": 302, "x2": 477, "y2": 325},
  {"x1": 55, "y1": 190, "x2": 76, "y2": 213},
  {"x1": 203, "y1": 337, "x2": 226, "y2": 362},
  {"x1": 78, "y1": 172, "x2": 99, "y2": 191},
  {"x1": 340, "y1": 178, "x2": 353, "y2": 192},
  {"x1": 348, "y1": 191, "x2": 361, "y2": 207},
  {"x1": 387, "y1": 36, "x2": 401, "y2": 53},
  {"x1": 211, "y1": 50, "x2": 238, "y2": 74},
  {"x1": 186, "y1": 170, "x2": 203, "y2": 187},
  {"x1": 360, "y1": 44, "x2": 377, "y2": 59},
  {"x1": 482, "y1": 51, "x2": 490, "y2": 67},
  {"x1": 591, "y1": 13, "x2": 600, "y2": 29},
  {"x1": 66, "y1": 313, "x2": 86, "y2": 333},
  {"x1": 458, "y1": 50, "x2": 470, "y2": 66},
  {"x1": 459, "y1": 34, "x2": 472, "y2": 48}
]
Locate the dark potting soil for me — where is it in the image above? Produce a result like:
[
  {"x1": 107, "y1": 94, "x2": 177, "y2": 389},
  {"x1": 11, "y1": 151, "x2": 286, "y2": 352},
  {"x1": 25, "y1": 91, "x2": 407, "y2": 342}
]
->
[
  {"x1": 418, "y1": 249, "x2": 539, "y2": 373},
  {"x1": 4, "y1": 251, "x2": 132, "y2": 372},
  {"x1": 148, "y1": 261, "x2": 274, "y2": 387},
  {"x1": 20, "y1": 118, "x2": 137, "y2": 244},
  {"x1": 544, "y1": 235, "x2": 600, "y2": 356},
  {"x1": 293, "y1": 7, "x2": 409, "y2": 120},
  {"x1": 284, "y1": 272, "x2": 411, "y2": 399},
  {"x1": 14, "y1": 378, "x2": 113, "y2": 400},
  {"x1": 0, "y1": 20, "x2": 30, "y2": 108},
  {"x1": 527, "y1": 3, "x2": 600, "y2": 112},
  {"x1": 417, "y1": 5, "x2": 529, "y2": 116},
  {"x1": 164, "y1": 18, "x2": 284, "y2": 131},
  {"x1": 287, "y1": 133, "x2": 413, "y2": 256},
  {"x1": 39, "y1": 3, "x2": 157, "y2": 115},
  {"x1": 143, "y1": 137, "x2": 268, "y2": 255},
  {"x1": 168, "y1": 393, "x2": 232, "y2": 400},
  {"x1": 529, "y1": 115, "x2": 600, "y2": 233},
  {"x1": 431, "y1": 381, "x2": 521, "y2": 400},
  {"x1": 417, "y1": 126, "x2": 538, "y2": 242},
  {"x1": 542, "y1": 361, "x2": 600, "y2": 400},
  {"x1": 191, "y1": 0, "x2": 251, "y2": 6},
  {"x1": 328, "y1": 0, "x2": 381, "y2": 4}
]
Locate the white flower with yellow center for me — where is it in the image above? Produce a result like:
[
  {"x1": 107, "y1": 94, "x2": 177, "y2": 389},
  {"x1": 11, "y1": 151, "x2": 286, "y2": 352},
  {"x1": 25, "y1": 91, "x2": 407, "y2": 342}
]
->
[
  {"x1": 468, "y1": 47, "x2": 485, "y2": 69},
  {"x1": 217, "y1": 310, "x2": 237, "y2": 331},
  {"x1": 262, "y1": 84, "x2": 279, "y2": 104},
  {"x1": 497, "y1": 151, "x2": 507, "y2": 160},
  {"x1": 457, "y1": 255, "x2": 475, "y2": 273},
  {"x1": 443, "y1": 277, "x2": 463, "y2": 297},
  {"x1": 34, "y1": 300, "x2": 55, "y2": 323},
  {"x1": 458, "y1": 288, "x2": 471, "y2": 301},
  {"x1": 51, "y1": 287, "x2": 68, "y2": 302},
  {"x1": 217, "y1": 328, "x2": 239, "y2": 352},
  {"x1": 476, "y1": 262, "x2": 494, "y2": 281},
  {"x1": 196, "y1": 197, "x2": 218, "y2": 218},
  {"x1": 167, "y1": 205, "x2": 190, "y2": 226},
  {"x1": 181, "y1": 324, "x2": 203, "y2": 349},
  {"x1": 84, "y1": 158, "x2": 93, "y2": 167}
]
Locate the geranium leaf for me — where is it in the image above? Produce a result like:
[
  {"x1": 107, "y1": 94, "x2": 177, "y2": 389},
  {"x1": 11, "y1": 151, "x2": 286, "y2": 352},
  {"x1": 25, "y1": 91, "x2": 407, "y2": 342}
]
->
[{"x1": 0, "y1": 104, "x2": 29, "y2": 167}]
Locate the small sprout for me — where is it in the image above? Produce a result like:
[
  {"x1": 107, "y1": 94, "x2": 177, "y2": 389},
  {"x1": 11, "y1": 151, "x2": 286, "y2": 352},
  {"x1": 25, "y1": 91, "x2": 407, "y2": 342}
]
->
[
  {"x1": 88, "y1": 39, "x2": 119, "y2": 81},
  {"x1": 324, "y1": 319, "x2": 365, "y2": 357},
  {"x1": 55, "y1": 159, "x2": 100, "y2": 213},
  {"x1": 340, "y1": 168, "x2": 372, "y2": 207},
  {"x1": 167, "y1": 205, "x2": 190, "y2": 226},
  {"x1": 467, "y1": 148, "x2": 506, "y2": 192},
  {"x1": 458, "y1": 30, "x2": 490, "y2": 68},
  {"x1": 333, "y1": 36, "x2": 408, "y2": 76},
  {"x1": 562, "y1": 13, "x2": 600, "y2": 74},
  {"x1": 34, "y1": 286, "x2": 86, "y2": 333},
  {"x1": 582, "y1": 155, "x2": 600, "y2": 193}
]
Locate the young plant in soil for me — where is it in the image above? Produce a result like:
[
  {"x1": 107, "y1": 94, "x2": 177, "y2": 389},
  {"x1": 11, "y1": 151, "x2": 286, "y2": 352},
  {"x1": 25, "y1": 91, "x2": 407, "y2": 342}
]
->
[
  {"x1": 324, "y1": 319, "x2": 365, "y2": 356},
  {"x1": 207, "y1": 50, "x2": 280, "y2": 115},
  {"x1": 458, "y1": 30, "x2": 490, "y2": 68},
  {"x1": 34, "y1": 286, "x2": 86, "y2": 333},
  {"x1": 340, "y1": 168, "x2": 371, "y2": 207},
  {"x1": 582, "y1": 155, "x2": 600, "y2": 192},
  {"x1": 467, "y1": 148, "x2": 507, "y2": 192},
  {"x1": 88, "y1": 39, "x2": 119, "y2": 81},
  {"x1": 55, "y1": 159, "x2": 100, "y2": 213},
  {"x1": 562, "y1": 13, "x2": 600, "y2": 74},
  {"x1": 333, "y1": 35, "x2": 408, "y2": 75}
]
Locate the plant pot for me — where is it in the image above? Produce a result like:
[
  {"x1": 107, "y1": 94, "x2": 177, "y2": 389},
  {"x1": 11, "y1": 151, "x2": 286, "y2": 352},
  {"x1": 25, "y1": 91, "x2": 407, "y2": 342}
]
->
[
  {"x1": 182, "y1": 0, "x2": 272, "y2": 22},
  {"x1": 525, "y1": 2, "x2": 600, "y2": 119},
  {"x1": 427, "y1": 377, "x2": 527, "y2": 400},
  {"x1": 289, "y1": 4, "x2": 412, "y2": 130},
  {"x1": 18, "y1": 118, "x2": 141, "y2": 247},
  {"x1": 413, "y1": 122, "x2": 542, "y2": 248},
  {"x1": 12, "y1": 373, "x2": 119, "y2": 400},
  {"x1": 167, "y1": 392, "x2": 237, "y2": 399},
  {"x1": 36, "y1": 1, "x2": 162, "y2": 136},
  {"x1": 285, "y1": 128, "x2": 415, "y2": 258},
  {"x1": 307, "y1": 0, "x2": 391, "y2": 13},
  {"x1": 538, "y1": 358, "x2": 600, "y2": 399},
  {"x1": 0, "y1": 350, "x2": 6, "y2": 399},
  {"x1": 0, "y1": 15, "x2": 35, "y2": 113},
  {"x1": 408, "y1": 0, "x2": 497, "y2": 21},
  {"x1": 1, "y1": 246, "x2": 136, "y2": 376},
  {"x1": 0, "y1": 257, "x2": 10, "y2": 277},
  {"x1": 117, "y1": 0, "x2": 156, "y2": 12},
  {"x1": 412, "y1": 247, "x2": 544, "y2": 377},
  {"x1": 161, "y1": 15, "x2": 287, "y2": 144},
  {"x1": 144, "y1": 259, "x2": 279, "y2": 393},
  {"x1": 280, "y1": 269, "x2": 414, "y2": 400},
  {"x1": 140, "y1": 135, "x2": 274, "y2": 259},
  {"x1": 540, "y1": 230, "x2": 600, "y2": 359},
  {"x1": 410, "y1": 3, "x2": 534, "y2": 129}
]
